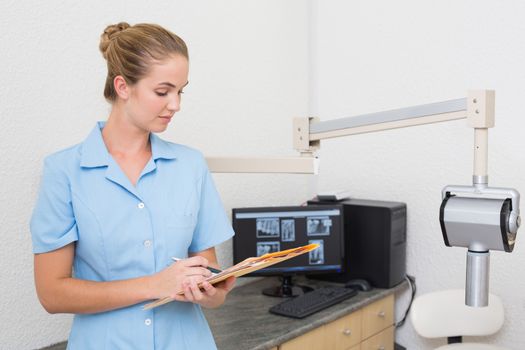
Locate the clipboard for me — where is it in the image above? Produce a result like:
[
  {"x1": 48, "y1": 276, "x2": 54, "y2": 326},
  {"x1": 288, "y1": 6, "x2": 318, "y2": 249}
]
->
[{"x1": 143, "y1": 243, "x2": 319, "y2": 310}]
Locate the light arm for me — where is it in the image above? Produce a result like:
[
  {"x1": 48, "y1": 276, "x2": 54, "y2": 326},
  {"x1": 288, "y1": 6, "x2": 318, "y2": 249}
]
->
[
  {"x1": 303, "y1": 98, "x2": 467, "y2": 143},
  {"x1": 206, "y1": 156, "x2": 319, "y2": 174}
]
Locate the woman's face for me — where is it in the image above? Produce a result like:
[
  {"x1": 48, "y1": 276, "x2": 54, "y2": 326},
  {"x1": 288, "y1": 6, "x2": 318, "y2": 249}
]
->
[{"x1": 124, "y1": 54, "x2": 189, "y2": 133}]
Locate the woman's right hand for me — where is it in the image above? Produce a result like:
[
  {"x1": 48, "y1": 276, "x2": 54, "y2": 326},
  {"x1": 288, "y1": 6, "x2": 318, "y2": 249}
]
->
[{"x1": 149, "y1": 256, "x2": 212, "y2": 299}]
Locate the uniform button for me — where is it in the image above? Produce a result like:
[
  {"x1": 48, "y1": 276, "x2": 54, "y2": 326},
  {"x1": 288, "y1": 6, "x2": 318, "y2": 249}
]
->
[
  {"x1": 145, "y1": 318, "x2": 152, "y2": 326},
  {"x1": 143, "y1": 240, "x2": 151, "y2": 247},
  {"x1": 138, "y1": 202, "x2": 145, "y2": 209}
]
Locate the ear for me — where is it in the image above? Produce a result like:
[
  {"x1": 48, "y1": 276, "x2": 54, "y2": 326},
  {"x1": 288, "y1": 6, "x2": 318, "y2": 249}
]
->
[{"x1": 113, "y1": 75, "x2": 130, "y2": 100}]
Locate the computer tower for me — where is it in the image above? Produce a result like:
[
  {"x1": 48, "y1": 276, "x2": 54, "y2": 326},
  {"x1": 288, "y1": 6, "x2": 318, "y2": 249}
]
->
[{"x1": 307, "y1": 198, "x2": 407, "y2": 288}]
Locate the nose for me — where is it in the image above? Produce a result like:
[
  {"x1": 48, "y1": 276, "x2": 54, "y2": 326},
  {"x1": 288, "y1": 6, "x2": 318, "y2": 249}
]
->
[{"x1": 167, "y1": 94, "x2": 181, "y2": 113}]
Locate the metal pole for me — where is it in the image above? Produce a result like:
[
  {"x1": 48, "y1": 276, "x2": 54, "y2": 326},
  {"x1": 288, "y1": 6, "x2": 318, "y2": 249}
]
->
[{"x1": 466, "y1": 250, "x2": 490, "y2": 307}]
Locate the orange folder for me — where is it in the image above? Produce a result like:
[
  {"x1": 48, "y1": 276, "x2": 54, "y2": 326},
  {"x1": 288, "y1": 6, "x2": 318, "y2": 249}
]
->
[{"x1": 143, "y1": 243, "x2": 319, "y2": 310}]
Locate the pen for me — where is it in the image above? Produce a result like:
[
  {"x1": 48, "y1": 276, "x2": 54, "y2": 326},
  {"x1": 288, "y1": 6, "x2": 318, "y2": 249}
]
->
[{"x1": 171, "y1": 257, "x2": 222, "y2": 274}]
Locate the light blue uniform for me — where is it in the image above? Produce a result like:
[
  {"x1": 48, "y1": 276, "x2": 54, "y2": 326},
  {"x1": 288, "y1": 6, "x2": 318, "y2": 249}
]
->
[{"x1": 30, "y1": 122, "x2": 234, "y2": 349}]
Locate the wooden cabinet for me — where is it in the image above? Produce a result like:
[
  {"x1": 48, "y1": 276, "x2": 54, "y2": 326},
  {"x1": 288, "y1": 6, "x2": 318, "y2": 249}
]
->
[
  {"x1": 361, "y1": 326, "x2": 394, "y2": 350},
  {"x1": 279, "y1": 325, "x2": 325, "y2": 350},
  {"x1": 362, "y1": 295, "x2": 394, "y2": 340},
  {"x1": 325, "y1": 310, "x2": 362, "y2": 349},
  {"x1": 279, "y1": 295, "x2": 394, "y2": 350}
]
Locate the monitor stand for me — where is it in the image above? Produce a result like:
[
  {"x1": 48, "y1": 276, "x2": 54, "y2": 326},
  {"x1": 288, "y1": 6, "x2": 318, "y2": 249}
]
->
[{"x1": 262, "y1": 276, "x2": 313, "y2": 297}]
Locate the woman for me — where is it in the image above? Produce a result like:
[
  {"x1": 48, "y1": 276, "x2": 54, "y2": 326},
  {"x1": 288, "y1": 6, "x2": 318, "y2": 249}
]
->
[{"x1": 30, "y1": 22, "x2": 235, "y2": 349}]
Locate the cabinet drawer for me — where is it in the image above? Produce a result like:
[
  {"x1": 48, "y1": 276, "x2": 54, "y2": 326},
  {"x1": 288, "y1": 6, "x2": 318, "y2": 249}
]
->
[
  {"x1": 325, "y1": 310, "x2": 362, "y2": 349},
  {"x1": 362, "y1": 295, "x2": 394, "y2": 339},
  {"x1": 279, "y1": 324, "x2": 325, "y2": 350},
  {"x1": 360, "y1": 326, "x2": 394, "y2": 350}
]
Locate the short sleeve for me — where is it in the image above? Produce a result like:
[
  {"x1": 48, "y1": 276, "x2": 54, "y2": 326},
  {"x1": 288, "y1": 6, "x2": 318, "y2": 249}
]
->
[
  {"x1": 188, "y1": 163, "x2": 234, "y2": 253},
  {"x1": 30, "y1": 157, "x2": 78, "y2": 253}
]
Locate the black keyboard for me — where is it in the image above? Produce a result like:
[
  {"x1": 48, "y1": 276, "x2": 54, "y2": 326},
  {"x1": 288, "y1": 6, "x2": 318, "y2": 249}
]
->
[{"x1": 269, "y1": 287, "x2": 358, "y2": 319}]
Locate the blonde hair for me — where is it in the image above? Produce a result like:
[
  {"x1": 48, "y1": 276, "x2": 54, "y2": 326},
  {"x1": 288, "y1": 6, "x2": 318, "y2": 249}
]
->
[{"x1": 99, "y1": 22, "x2": 189, "y2": 102}]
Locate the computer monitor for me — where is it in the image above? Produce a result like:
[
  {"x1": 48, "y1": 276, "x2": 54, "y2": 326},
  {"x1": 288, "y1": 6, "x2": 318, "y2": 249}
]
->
[{"x1": 232, "y1": 205, "x2": 344, "y2": 297}]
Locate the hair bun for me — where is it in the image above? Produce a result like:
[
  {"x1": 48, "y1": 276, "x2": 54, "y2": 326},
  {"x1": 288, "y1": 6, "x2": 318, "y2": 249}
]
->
[{"x1": 99, "y1": 22, "x2": 131, "y2": 59}]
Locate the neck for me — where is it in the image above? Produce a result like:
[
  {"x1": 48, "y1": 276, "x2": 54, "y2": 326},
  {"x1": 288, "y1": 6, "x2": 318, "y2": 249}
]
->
[{"x1": 102, "y1": 105, "x2": 151, "y2": 156}]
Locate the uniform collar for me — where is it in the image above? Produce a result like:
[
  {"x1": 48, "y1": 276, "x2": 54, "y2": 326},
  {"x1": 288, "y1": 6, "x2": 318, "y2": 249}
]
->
[
  {"x1": 80, "y1": 121, "x2": 178, "y2": 168},
  {"x1": 150, "y1": 132, "x2": 178, "y2": 161}
]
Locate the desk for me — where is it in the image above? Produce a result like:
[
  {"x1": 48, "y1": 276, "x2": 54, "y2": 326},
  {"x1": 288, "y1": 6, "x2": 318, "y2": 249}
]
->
[{"x1": 204, "y1": 277, "x2": 408, "y2": 350}]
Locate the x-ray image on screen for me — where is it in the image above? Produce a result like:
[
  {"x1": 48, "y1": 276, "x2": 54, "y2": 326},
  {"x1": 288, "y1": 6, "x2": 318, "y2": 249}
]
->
[
  {"x1": 257, "y1": 241, "x2": 280, "y2": 256},
  {"x1": 233, "y1": 205, "x2": 343, "y2": 298},
  {"x1": 256, "y1": 218, "x2": 280, "y2": 238},
  {"x1": 306, "y1": 216, "x2": 332, "y2": 236},
  {"x1": 281, "y1": 219, "x2": 295, "y2": 242},
  {"x1": 308, "y1": 239, "x2": 325, "y2": 265},
  {"x1": 233, "y1": 205, "x2": 343, "y2": 282}
]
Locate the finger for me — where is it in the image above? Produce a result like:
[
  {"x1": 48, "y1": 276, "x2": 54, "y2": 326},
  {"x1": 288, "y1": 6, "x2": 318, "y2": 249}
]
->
[
  {"x1": 172, "y1": 293, "x2": 188, "y2": 302},
  {"x1": 223, "y1": 276, "x2": 236, "y2": 292},
  {"x1": 189, "y1": 279, "x2": 204, "y2": 301},
  {"x1": 183, "y1": 282, "x2": 194, "y2": 302},
  {"x1": 183, "y1": 256, "x2": 209, "y2": 268},
  {"x1": 185, "y1": 267, "x2": 212, "y2": 278},
  {"x1": 202, "y1": 281, "x2": 216, "y2": 297}
]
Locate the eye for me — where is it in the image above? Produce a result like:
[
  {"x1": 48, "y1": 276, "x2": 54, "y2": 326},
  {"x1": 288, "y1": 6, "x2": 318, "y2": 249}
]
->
[
  {"x1": 178, "y1": 90, "x2": 185, "y2": 95},
  {"x1": 155, "y1": 91, "x2": 168, "y2": 97}
]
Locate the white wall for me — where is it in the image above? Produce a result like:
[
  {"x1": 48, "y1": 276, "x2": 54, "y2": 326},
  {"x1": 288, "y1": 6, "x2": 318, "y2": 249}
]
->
[
  {"x1": 310, "y1": 0, "x2": 525, "y2": 349},
  {"x1": 0, "y1": 1, "x2": 310, "y2": 349}
]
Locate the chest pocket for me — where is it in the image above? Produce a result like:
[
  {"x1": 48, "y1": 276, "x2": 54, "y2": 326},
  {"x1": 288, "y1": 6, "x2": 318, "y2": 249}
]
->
[
  {"x1": 162, "y1": 174, "x2": 201, "y2": 256},
  {"x1": 165, "y1": 213, "x2": 197, "y2": 257},
  {"x1": 168, "y1": 214, "x2": 196, "y2": 228}
]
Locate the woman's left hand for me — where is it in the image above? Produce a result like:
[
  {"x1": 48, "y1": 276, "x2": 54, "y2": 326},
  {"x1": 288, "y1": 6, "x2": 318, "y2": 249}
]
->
[{"x1": 173, "y1": 276, "x2": 236, "y2": 308}]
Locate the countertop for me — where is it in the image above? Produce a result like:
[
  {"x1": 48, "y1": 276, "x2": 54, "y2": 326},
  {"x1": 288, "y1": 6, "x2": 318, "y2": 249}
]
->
[{"x1": 204, "y1": 277, "x2": 408, "y2": 350}]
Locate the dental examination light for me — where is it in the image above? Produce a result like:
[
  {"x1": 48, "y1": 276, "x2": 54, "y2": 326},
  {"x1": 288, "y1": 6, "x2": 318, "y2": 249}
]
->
[{"x1": 205, "y1": 90, "x2": 520, "y2": 307}]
